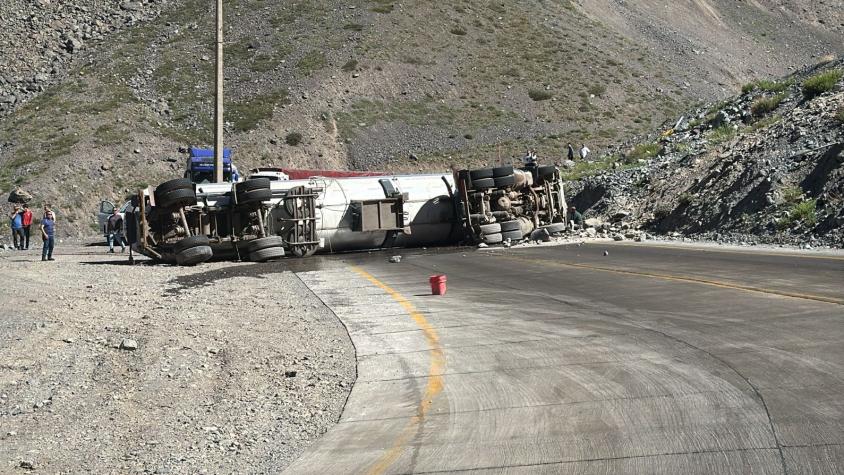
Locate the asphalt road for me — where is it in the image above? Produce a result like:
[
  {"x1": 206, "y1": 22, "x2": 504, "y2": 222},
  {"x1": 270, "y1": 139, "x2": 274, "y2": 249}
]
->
[{"x1": 284, "y1": 242, "x2": 844, "y2": 474}]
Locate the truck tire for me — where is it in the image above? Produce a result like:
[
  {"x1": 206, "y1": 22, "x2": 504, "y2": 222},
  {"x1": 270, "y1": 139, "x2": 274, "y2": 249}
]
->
[
  {"x1": 493, "y1": 175, "x2": 516, "y2": 188},
  {"x1": 236, "y1": 178, "x2": 271, "y2": 194},
  {"x1": 499, "y1": 220, "x2": 521, "y2": 232},
  {"x1": 492, "y1": 165, "x2": 514, "y2": 177},
  {"x1": 537, "y1": 165, "x2": 557, "y2": 180},
  {"x1": 156, "y1": 178, "x2": 193, "y2": 195},
  {"x1": 250, "y1": 246, "x2": 285, "y2": 262},
  {"x1": 173, "y1": 235, "x2": 210, "y2": 254},
  {"x1": 502, "y1": 229, "x2": 524, "y2": 241},
  {"x1": 237, "y1": 188, "x2": 272, "y2": 205},
  {"x1": 156, "y1": 188, "x2": 197, "y2": 208},
  {"x1": 479, "y1": 223, "x2": 501, "y2": 234},
  {"x1": 469, "y1": 168, "x2": 494, "y2": 180},
  {"x1": 540, "y1": 223, "x2": 567, "y2": 234},
  {"x1": 245, "y1": 236, "x2": 284, "y2": 253},
  {"x1": 471, "y1": 178, "x2": 495, "y2": 190},
  {"x1": 483, "y1": 232, "x2": 503, "y2": 244},
  {"x1": 175, "y1": 245, "x2": 213, "y2": 266}
]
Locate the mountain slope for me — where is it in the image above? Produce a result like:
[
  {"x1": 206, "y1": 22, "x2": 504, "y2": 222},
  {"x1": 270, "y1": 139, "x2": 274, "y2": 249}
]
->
[{"x1": 0, "y1": 0, "x2": 841, "y2": 236}]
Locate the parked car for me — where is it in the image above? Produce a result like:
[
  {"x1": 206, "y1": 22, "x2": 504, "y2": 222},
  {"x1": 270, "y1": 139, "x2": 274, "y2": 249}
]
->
[{"x1": 97, "y1": 199, "x2": 131, "y2": 236}]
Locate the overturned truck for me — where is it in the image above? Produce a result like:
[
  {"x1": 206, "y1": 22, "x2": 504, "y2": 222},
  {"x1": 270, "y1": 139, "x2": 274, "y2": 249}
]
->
[{"x1": 126, "y1": 164, "x2": 567, "y2": 265}]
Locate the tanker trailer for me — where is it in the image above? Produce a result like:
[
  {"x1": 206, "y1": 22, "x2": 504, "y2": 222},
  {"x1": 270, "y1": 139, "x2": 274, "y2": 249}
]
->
[{"x1": 125, "y1": 167, "x2": 566, "y2": 265}]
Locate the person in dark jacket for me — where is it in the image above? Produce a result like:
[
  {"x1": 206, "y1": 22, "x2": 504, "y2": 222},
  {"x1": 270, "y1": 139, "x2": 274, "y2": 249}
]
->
[
  {"x1": 567, "y1": 143, "x2": 575, "y2": 161},
  {"x1": 40, "y1": 210, "x2": 56, "y2": 261},
  {"x1": 106, "y1": 207, "x2": 125, "y2": 253},
  {"x1": 568, "y1": 206, "x2": 583, "y2": 227}
]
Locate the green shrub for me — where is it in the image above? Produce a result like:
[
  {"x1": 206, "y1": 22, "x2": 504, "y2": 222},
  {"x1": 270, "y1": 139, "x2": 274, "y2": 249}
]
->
[
  {"x1": 285, "y1": 132, "x2": 303, "y2": 146},
  {"x1": 782, "y1": 186, "x2": 804, "y2": 204},
  {"x1": 836, "y1": 107, "x2": 844, "y2": 124},
  {"x1": 709, "y1": 125, "x2": 737, "y2": 144},
  {"x1": 791, "y1": 199, "x2": 817, "y2": 225},
  {"x1": 743, "y1": 79, "x2": 790, "y2": 94},
  {"x1": 750, "y1": 93, "x2": 785, "y2": 117},
  {"x1": 528, "y1": 89, "x2": 553, "y2": 101},
  {"x1": 802, "y1": 69, "x2": 842, "y2": 99},
  {"x1": 625, "y1": 143, "x2": 660, "y2": 163}
]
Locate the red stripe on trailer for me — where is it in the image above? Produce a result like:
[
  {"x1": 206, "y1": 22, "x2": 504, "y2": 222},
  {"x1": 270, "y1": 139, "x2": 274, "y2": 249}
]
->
[{"x1": 282, "y1": 169, "x2": 388, "y2": 180}]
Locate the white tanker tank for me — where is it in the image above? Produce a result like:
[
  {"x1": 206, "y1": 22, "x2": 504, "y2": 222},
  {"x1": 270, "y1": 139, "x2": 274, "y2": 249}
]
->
[{"x1": 127, "y1": 166, "x2": 565, "y2": 265}]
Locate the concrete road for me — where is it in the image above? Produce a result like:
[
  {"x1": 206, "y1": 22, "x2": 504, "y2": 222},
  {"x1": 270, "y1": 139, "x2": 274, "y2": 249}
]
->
[{"x1": 284, "y1": 243, "x2": 844, "y2": 474}]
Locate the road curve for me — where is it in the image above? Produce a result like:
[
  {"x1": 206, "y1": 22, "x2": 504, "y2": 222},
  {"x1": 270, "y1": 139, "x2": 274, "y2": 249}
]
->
[{"x1": 284, "y1": 243, "x2": 844, "y2": 474}]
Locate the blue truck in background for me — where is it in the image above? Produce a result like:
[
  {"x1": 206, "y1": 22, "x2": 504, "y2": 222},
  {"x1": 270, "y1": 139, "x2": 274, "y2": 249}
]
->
[{"x1": 184, "y1": 147, "x2": 241, "y2": 183}]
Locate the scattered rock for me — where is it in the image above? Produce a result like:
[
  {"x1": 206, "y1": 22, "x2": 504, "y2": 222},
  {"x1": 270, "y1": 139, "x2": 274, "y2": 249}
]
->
[
  {"x1": 388, "y1": 255, "x2": 402, "y2": 263},
  {"x1": 119, "y1": 338, "x2": 138, "y2": 351}
]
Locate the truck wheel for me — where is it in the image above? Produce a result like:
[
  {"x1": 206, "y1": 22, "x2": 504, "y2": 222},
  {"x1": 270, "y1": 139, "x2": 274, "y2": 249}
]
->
[
  {"x1": 235, "y1": 178, "x2": 271, "y2": 194},
  {"x1": 173, "y1": 235, "x2": 210, "y2": 254},
  {"x1": 499, "y1": 220, "x2": 521, "y2": 232},
  {"x1": 156, "y1": 178, "x2": 193, "y2": 195},
  {"x1": 483, "y1": 232, "x2": 503, "y2": 244},
  {"x1": 471, "y1": 178, "x2": 495, "y2": 190},
  {"x1": 175, "y1": 245, "x2": 213, "y2": 266},
  {"x1": 502, "y1": 229, "x2": 524, "y2": 241},
  {"x1": 237, "y1": 188, "x2": 272, "y2": 205},
  {"x1": 492, "y1": 165, "x2": 514, "y2": 177},
  {"x1": 493, "y1": 175, "x2": 516, "y2": 188},
  {"x1": 540, "y1": 223, "x2": 567, "y2": 234},
  {"x1": 250, "y1": 246, "x2": 285, "y2": 262},
  {"x1": 245, "y1": 236, "x2": 284, "y2": 253},
  {"x1": 156, "y1": 188, "x2": 197, "y2": 208},
  {"x1": 537, "y1": 165, "x2": 557, "y2": 180},
  {"x1": 469, "y1": 168, "x2": 494, "y2": 180},
  {"x1": 479, "y1": 223, "x2": 501, "y2": 234}
]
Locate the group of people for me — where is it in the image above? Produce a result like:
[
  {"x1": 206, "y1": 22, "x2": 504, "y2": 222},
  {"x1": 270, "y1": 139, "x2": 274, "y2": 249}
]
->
[
  {"x1": 523, "y1": 143, "x2": 591, "y2": 166},
  {"x1": 8, "y1": 203, "x2": 56, "y2": 261},
  {"x1": 567, "y1": 143, "x2": 590, "y2": 161}
]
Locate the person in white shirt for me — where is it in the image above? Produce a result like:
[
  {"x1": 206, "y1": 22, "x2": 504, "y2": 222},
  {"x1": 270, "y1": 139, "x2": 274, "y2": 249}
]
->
[{"x1": 579, "y1": 144, "x2": 590, "y2": 160}]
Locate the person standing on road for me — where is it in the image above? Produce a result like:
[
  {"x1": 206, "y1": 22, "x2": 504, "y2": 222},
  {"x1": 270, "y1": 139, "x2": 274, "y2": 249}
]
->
[
  {"x1": 106, "y1": 206, "x2": 125, "y2": 253},
  {"x1": 21, "y1": 204, "x2": 33, "y2": 250},
  {"x1": 40, "y1": 210, "x2": 56, "y2": 261},
  {"x1": 567, "y1": 143, "x2": 575, "y2": 161},
  {"x1": 579, "y1": 143, "x2": 591, "y2": 160},
  {"x1": 9, "y1": 205, "x2": 24, "y2": 250}
]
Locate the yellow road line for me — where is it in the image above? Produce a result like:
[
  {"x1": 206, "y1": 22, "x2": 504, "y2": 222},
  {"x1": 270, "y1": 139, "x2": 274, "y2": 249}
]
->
[
  {"x1": 608, "y1": 241, "x2": 844, "y2": 261},
  {"x1": 351, "y1": 266, "x2": 445, "y2": 475},
  {"x1": 502, "y1": 255, "x2": 844, "y2": 306}
]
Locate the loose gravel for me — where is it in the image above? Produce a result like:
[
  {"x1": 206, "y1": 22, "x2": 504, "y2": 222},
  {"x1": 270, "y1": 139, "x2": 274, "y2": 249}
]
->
[{"x1": 0, "y1": 243, "x2": 355, "y2": 474}]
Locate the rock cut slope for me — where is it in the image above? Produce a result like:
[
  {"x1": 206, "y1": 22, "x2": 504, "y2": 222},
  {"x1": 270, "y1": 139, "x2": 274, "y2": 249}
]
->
[{"x1": 568, "y1": 59, "x2": 844, "y2": 247}]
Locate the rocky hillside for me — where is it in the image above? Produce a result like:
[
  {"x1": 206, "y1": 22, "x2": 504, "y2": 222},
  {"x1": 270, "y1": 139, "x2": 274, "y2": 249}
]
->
[
  {"x1": 0, "y1": 0, "x2": 841, "y2": 236},
  {"x1": 568, "y1": 59, "x2": 844, "y2": 248}
]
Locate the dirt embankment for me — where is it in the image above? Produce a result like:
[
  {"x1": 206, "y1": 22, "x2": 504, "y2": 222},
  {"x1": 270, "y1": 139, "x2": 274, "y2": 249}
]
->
[{"x1": 0, "y1": 244, "x2": 354, "y2": 473}]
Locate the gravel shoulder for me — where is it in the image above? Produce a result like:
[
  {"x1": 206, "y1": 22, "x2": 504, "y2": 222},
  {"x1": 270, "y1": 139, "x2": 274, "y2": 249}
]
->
[{"x1": 0, "y1": 243, "x2": 355, "y2": 474}]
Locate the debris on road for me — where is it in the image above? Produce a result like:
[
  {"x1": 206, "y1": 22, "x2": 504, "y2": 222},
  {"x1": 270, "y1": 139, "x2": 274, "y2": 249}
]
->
[{"x1": 388, "y1": 255, "x2": 402, "y2": 263}]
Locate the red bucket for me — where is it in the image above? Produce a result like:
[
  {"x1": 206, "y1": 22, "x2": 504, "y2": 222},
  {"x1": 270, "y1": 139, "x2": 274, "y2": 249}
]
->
[{"x1": 429, "y1": 275, "x2": 447, "y2": 296}]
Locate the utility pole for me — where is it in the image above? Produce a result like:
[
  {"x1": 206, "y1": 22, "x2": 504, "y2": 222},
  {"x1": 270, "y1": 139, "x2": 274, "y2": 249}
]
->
[{"x1": 214, "y1": 0, "x2": 224, "y2": 183}]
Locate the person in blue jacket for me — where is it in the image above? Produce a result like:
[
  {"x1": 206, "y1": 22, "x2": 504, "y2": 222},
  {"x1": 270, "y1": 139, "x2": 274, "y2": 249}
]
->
[
  {"x1": 40, "y1": 210, "x2": 56, "y2": 261},
  {"x1": 9, "y1": 205, "x2": 24, "y2": 250}
]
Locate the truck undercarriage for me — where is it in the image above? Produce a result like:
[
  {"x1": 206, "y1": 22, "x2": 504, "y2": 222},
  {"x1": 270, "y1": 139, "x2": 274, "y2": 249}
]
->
[{"x1": 126, "y1": 166, "x2": 567, "y2": 265}]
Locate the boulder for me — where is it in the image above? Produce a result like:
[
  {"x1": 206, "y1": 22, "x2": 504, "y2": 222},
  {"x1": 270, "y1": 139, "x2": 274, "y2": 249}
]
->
[{"x1": 7, "y1": 188, "x2": 33, "y2": 203}]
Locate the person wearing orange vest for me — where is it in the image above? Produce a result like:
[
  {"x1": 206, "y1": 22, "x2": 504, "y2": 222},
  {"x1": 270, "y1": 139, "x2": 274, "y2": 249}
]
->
[{"x1": 21, "y1": 203, "x2": 33, "y2": 250}]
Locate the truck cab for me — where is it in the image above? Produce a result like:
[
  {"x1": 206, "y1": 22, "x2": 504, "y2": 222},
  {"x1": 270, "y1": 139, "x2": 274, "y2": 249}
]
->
[
  {"x1": 248, "y1": 167, "x2": 290, "y2": 182},
  {"x1": 184, "y1": 147, "x2": 241, "y2": 184}
]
